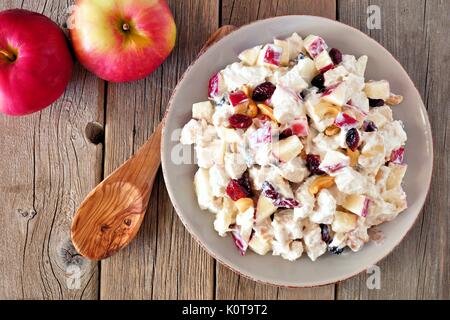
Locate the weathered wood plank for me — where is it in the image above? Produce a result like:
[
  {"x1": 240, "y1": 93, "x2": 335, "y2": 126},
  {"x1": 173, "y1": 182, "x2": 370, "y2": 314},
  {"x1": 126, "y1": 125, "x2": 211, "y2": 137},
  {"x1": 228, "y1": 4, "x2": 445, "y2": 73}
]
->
[
  {"x1": 216, "y1": 0, "x2": 336, "y2": 300},
  {"x1": 337, "y1": 0, "x2": 449, "y2": 299},
  {"x1": 0, "y1": 0, "x2": 101, "y2": 299},
  {"x1": 99, "y1": 0, "x2": 219, "y2": 300}
]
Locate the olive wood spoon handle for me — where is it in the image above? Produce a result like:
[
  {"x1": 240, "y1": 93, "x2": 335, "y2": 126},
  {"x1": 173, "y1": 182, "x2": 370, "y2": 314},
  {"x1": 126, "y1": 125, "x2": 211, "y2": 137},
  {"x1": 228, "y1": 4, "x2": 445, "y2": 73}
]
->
[{"x1": 71, "y1": 25, "x2": 237, "y2": 260}]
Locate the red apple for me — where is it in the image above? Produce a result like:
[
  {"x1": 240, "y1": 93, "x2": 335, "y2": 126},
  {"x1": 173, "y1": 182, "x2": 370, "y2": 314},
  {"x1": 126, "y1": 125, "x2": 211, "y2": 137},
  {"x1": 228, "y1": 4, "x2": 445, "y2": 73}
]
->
[
  {"x1": 0, "y1": 9, "x2": 74, "y2": 116},
  {"x1": 69, "y1": 0, "x2": 176, "y2": 82}
]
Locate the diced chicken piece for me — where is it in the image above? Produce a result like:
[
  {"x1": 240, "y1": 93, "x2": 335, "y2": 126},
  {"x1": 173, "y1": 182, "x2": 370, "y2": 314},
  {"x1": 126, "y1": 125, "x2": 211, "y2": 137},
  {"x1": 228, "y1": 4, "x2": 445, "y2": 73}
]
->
[
  {"x1": 274, "y1": 156, "x2": 309, "y2": 183},
  {"x1": 222, "y1": 62, "x2": 272, "y2": 90},
  {"x1": 195, "y1": 139, "x2": 225, "y2": 169},
  {"x1": 303, "y1": 221, "x2": 327, "y2": 261},
  {"x1": 271, "y1": 86, "x2": 305, "y2": 124},
  {"x1": 209, "y1": 164, "x2": 229, "y2": 197},
  {"x1": 310, "y1": 189, "x2": 337, "y2": 224},
  {"x1": 379, "y1": 120, "x2": 407, "y2": 159},
  {"x1": 332, "y1": 167, "x2": 370, "y2": 195},
  {"x1": 324, "y1": 65, "x2": 349, "y2": 87},
  {"x1": 293, "y1": 177, "x2": 316, "y2": 219},
  {"x1": 276, "y1": 64, "x2": 309, "y2": 92},
  {"x1": 224, "y1": 152, "x2": 247, "y2": 179},
  {"x1": 192, "y1": 101, "x2": 214, "y2": 123}
]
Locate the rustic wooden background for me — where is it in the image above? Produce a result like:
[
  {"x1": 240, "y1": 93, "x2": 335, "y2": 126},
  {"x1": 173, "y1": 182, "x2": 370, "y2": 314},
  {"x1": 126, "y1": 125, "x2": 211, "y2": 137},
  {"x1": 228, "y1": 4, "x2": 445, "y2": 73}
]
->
[{"x1": 0, "y1": 0, "x2": 448, "y2": 300}]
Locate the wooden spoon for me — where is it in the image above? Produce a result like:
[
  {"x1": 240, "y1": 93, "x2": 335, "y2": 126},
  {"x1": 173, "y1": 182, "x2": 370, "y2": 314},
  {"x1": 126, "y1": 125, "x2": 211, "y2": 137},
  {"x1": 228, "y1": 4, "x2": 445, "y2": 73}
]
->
[{"x1": 71, "y1": 25, "x2": 236, "y2": 260}]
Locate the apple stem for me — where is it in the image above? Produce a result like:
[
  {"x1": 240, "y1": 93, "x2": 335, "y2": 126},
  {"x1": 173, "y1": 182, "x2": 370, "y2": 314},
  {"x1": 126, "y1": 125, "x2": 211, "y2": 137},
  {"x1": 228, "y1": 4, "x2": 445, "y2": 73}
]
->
[
  {"x1": 0, "y1": 49, "x2": 15, "y2": 62},
  {"x1": 122, "y1": 23, "x2": 130, "y2": 32}
]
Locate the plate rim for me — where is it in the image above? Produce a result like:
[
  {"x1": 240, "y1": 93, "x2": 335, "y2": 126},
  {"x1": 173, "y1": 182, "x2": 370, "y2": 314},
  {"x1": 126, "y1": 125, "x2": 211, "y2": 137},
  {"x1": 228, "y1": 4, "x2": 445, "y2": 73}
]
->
[{"x1": 161, "y1": 14, "x2": 434, "y2": 287}]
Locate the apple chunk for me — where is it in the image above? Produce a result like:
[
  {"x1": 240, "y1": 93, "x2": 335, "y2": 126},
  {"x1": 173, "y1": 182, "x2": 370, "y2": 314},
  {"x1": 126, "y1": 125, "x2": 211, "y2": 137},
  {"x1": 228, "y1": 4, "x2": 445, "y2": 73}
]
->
[
  {"x1": 194, "y1": 168, "x2": 213, "y2": 210},
  {"x1": 238, "y1": 45, "x2": 262, "y2": 66},
  {"x1": 249, "y1": 234, "x2": 272, "y2": 255},
  {"x1": 272, "y1": 135, "x2": 303, "y2": 163},
  {"x1": 332, "y1": 211, "x2": 358, "y2": 233},
  {"x1": 365, "y1": 80, "x2": 390, "y2": 100},
  {"x1": 273, "y1": 39, "x2": 290, "y2": 66},
  {"x1": 319, "y1": 150, "x2": 350, "y2": 174},
  {"x1": 342, "y1": 194, "x2": 370, "y2": 217},
  {"x1": 255, "y1": 195, "x2": 277, "y2": 223}
]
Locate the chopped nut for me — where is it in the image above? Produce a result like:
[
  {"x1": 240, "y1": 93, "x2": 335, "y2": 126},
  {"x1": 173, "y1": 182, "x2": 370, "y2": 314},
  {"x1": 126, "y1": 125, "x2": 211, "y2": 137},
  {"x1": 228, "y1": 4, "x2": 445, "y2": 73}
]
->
[
  {"x1": 300, "y1": 148, "x2": 308, "y2": 160},
  {"x1": 229, "y1": 143, "x2": 238, "y2": 153},
  {"x1": 386, "y1": 93, "x2": 403, "y2": 106},
  {"x1": 242, "y1": 85, "x2": 253, "y2": 97},
  {"x1": 324, "y1": 125, "x2": 341, "y2": 136},
  {"x1": 308, "y1": 175, "x2": 335, "y2": 195},
  {"x1": 315, "y1": 102, "x2": 342, "y2": 119},
  {"x1": 346, "y1": 148, "x2": 360, "y2": 166},
  {"x1": 246, "y1": 100, "x2": 258, "y2": 118},
  {"x1": 234, "y1": 101, "x2": 249, "y2": 115},
  {"x1": 362, "y1": 145, "x2": 384, "y2": 158},
  {"x1": 234, "y1": 197, "x2": 254, "y2": 213},
  {"x1": 256, "y1": 103, "x2": 277, "y2": 122}
]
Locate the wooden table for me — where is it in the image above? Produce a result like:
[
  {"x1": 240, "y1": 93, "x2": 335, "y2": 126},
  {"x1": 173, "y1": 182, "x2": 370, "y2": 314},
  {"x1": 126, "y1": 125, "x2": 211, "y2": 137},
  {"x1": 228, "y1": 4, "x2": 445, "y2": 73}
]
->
[{"x1": 0, "y1": 0, "x2": 448, "y2": 300}]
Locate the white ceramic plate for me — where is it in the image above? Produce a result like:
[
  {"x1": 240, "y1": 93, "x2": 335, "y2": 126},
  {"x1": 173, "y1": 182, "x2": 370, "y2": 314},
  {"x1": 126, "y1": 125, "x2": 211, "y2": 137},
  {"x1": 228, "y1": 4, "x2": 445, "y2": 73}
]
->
[{"x1": 161, "y1": 16, "x2": 433, "y2": 287}]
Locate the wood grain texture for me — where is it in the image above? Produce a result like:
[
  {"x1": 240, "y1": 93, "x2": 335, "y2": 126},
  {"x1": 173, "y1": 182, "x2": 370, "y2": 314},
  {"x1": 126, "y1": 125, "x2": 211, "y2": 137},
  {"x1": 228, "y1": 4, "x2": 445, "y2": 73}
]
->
[
  {"x1": 0, "y1": 0, "x2": 100, "y2": 299},
  {"x1": 337, "y1": 0, "x2": 449, "y2": 299},
  {"x1": 216, "y1": 0, "x2": 336, "y2": 300},
  {"x1": 71, "y1": 122, "x2": 162, "y2": 261},
  {"x1": 99, "y1": 0, "x2": 219, "y2": 300},
  {"x1": 0, "y1": 0, "x2": 447, "y2": 300}
]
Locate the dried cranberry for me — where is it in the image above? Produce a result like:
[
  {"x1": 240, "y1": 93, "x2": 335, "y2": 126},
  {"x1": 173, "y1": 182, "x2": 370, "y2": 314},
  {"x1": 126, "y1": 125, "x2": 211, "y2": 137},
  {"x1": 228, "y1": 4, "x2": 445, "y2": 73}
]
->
[
  {"x1": 306, "y1": 154, "x2": 325, "y2": 175},
  {"x1": 311, "y1": 73, "x2": 325, "y2": 89},
  {"x1": 329, "y1": 48, "x2": 343, "y2": 64},
  {"x1": 226, "y1": 180, "x2": 249, "y2": 201},
  {"x1": 334, "y1": 112, "x2": 358, "y2": 128},
  {"x1": 320, "y1": 224, "x2": 332, "y2": 244},
  {"x1": 229, "y1": 90, "x2": 248, "y2": 106},
  {"x1": 279, "y1": 128, "x2": 293, "y2": 140},
  {"x1": 319, "y1": 64, "x2": 334, "y2": 73},
  {"x1": 274, "y1": 198, "x2": 300, "y2": 208},
  {"x1": 237, "y1": 171, "x2": 253, "y2": 197},
  {"x1": 369, "y1": 98, "x2": 384, "y2": 107},
  {"x1": 252, "y1": 82, "x2": 276, "y2": 102},
  {"x1": 261, "y1": 181, "x2": 279, "y2": 200},
  {"x1": 346, "y1": 128, "x2": 360, "y2": 151},
  {"x1": 261, "y1": 182, "x2": 300, "y2": 208},
  {"x1": 363, "y1": 120, "x2": 378, "y2": 132},
  {"x1": 229, "y1": 114, "x2": 253, "y2": 129}
]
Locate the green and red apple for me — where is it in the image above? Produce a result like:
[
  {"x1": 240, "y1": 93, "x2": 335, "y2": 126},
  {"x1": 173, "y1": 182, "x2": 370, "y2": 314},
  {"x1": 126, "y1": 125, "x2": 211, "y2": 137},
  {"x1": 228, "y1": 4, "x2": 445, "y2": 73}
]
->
[
  {"x1": 69, "y1": 0, "x2": 176, "y2": 82},
  {"x1": 0, "y1": 9, "x2": 73, "y2": 116}
]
